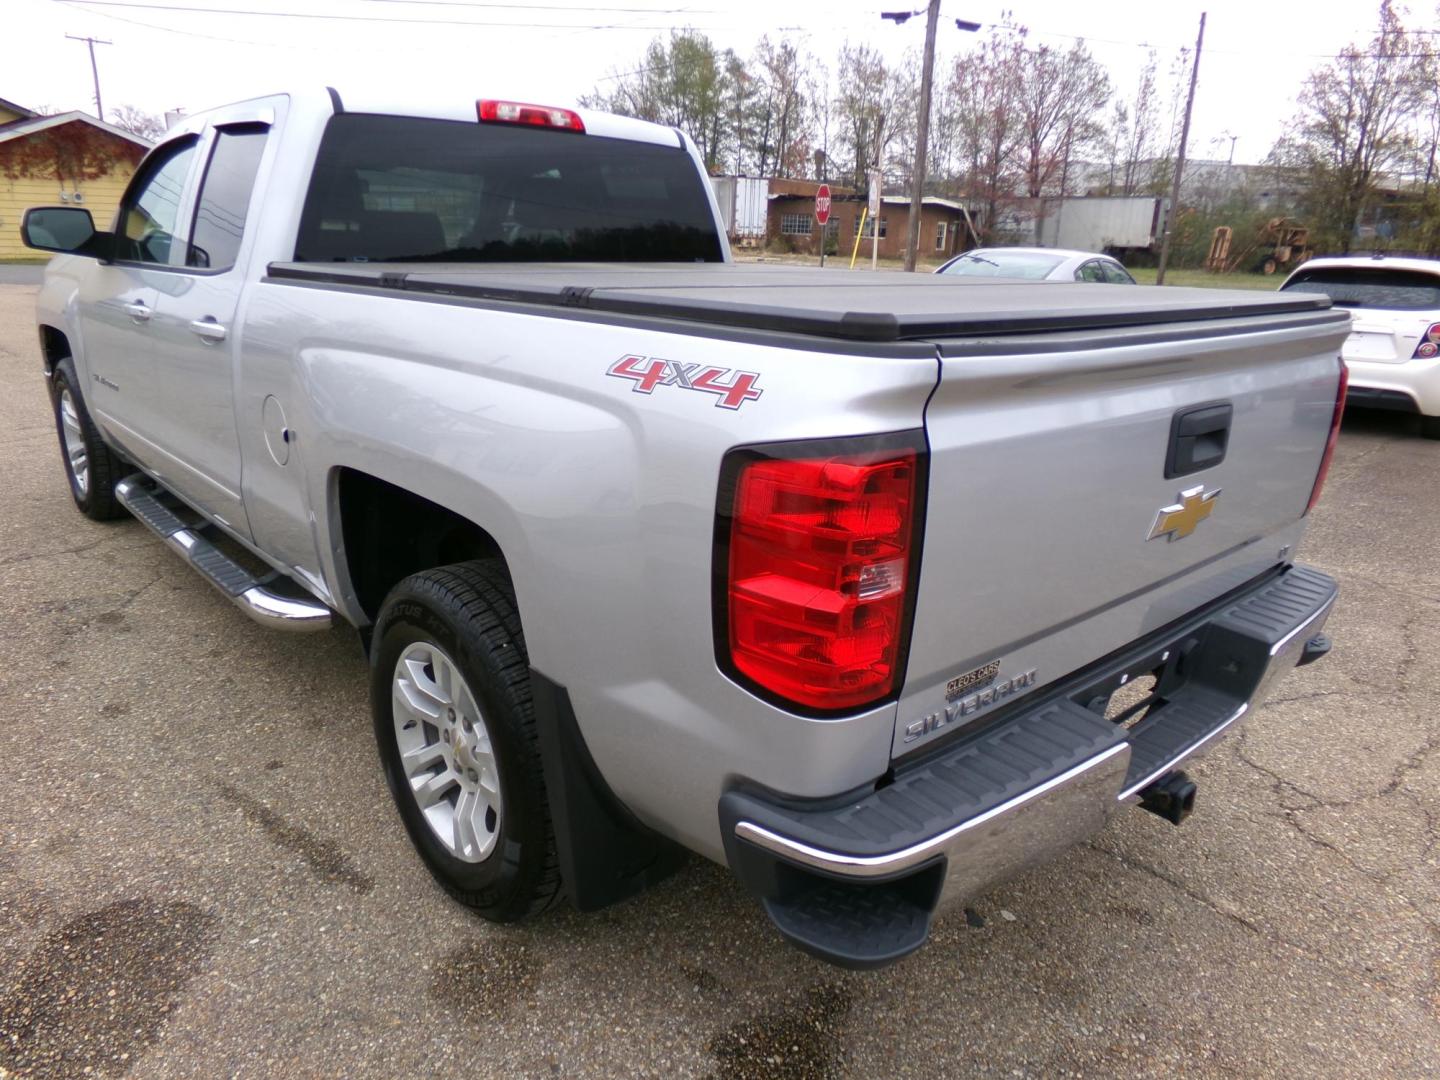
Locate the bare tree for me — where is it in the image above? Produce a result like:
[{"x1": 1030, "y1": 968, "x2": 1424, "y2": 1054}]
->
[
  {"x1": 833, "y1": 43, "x2": 897, "y2": 190},
  {"x1": 1016, "y1": 40, "x2": 1111, "y2": 198},
  {"x1": 1270, "y1": 0, "x2": 1429, "y2": 251},
  {"x1": 749, "y1": 37, "x2": 812, "y2": 177},
  {"x1": 1116, "y1": 51, "x2": 1160, "y2": 195},
  {"x1": 806, "y1": 60, "x2": 833, "y2": 181},
  {"x1": 108, "y1": 104, "x2": 166, "y2": 141},
  {"x1": 946, "y1": 21, "x2": 1026, "y2": 242},
  {"x1": 581, "y1": 30, "x2": 738, "y2": 171}
]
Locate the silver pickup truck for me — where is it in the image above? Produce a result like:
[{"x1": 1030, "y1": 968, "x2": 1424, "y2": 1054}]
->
[{"x1": 25, "y1": 88, "x2": 1348, "y2": 969}]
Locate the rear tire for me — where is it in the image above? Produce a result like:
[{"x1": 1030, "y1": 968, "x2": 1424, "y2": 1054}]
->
[
  {"x1": 1421, "y1": 415, "x2": 1440, "y2": 440},
  {"x1": 50, "y1": 357, "x2": 131, "y2": 521},
  {"x1": 369, "y1": 560, "x2": 561, "y2": 922}
]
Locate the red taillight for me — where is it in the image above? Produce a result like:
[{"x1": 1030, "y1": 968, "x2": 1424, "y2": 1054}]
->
[
  {"x1": 720, "y1": 440, "x2": 922, "y2": 712},
  {"x1": 1306, "y1": 361, "x2": 1348, "y2": 514},
  {"x1": 477, "y1": 99, "x2": 584, "y2": 132}
]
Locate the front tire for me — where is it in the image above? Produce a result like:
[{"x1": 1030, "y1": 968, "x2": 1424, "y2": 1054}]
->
[
  {"x1": 50, "y1": 358, "x2": 130, "y2": 520},
  {"x1": 369, "y1": 561, "x2": 561, "y2": 921},
  {"x1": 1421, "y1": 415, "x2": 1440, "y2": 440}
]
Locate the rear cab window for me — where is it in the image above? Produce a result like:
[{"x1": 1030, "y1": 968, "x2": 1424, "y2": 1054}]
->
[
  {"x1": 940, "y1": 251, "x2": 1066, "y2": 280},
  {"x1": 1281, "y1": 266, "x2": 1440, "y2": 310},
  {"x1": 295, "y1": 114, "x2": 723, "y2": 264}
]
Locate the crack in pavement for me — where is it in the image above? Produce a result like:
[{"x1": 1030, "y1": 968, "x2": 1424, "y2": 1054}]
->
[
  {"x1": 0, "y1": 532, "x2": 141, "y2": 569},
  {"x1": 1083, "y1": 840, "x2": 1427, "y2": 997}
]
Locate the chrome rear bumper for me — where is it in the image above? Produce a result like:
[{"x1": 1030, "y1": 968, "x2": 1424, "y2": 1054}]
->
[{"x1": 721, "y1": 564, "x2": 1338, "y2": 969}]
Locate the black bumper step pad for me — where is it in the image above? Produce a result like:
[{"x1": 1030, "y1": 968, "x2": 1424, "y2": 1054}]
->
[{"x1": 723, "y1": 697, "x2": 1121, "y2": 863}]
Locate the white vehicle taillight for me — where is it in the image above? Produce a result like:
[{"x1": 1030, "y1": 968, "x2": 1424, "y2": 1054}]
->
[
  {"x1": 1306, "y1": 360, "x2": 1348, "y2": 515},
  {"x1": 1413, "y1": 323, "x2": 1440, "y2": 358},
  {"x1": 716, "y1": 435, "x2": 925, "y2": 713}
]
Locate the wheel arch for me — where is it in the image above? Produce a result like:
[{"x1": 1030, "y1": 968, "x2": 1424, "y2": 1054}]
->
[
  {"x1": 332, "y1": 467, "x2": 512, "y2": 625},
  {"x1": 39, "y1": 324, "x2": 71, "y2": 377}
]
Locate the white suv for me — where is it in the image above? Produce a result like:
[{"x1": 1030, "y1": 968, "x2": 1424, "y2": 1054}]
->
[{"x1": 1280, "y1": 255, "x2": 1440, "y2": 438}]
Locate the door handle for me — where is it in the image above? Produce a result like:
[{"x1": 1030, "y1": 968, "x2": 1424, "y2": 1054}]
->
[
  {"x1": 123, "y1": 300, "x2": 151, "y2": 323},
  {"x1": 1165, "y1": 403, "x2": 1233, "y2": 478},
  {"x1": 190, "y1": 317, "x2": 228, "y2": 343}
]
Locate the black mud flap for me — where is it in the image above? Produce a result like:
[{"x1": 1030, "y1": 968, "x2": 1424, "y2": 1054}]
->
[{"x1": 529, "y1": 670, "x2": 686, "y2": 911}]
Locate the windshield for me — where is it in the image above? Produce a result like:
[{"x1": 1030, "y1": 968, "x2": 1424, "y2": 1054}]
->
[
  {"x1": 1281, "y1": 266, "x2": 1440, "y2": 310},
  {"x1": 939, "y1": 251, "x2": 1066, "y2": 280},
  {"x1": 296, "y1": 114, "x2": 723, "y2": 264}
]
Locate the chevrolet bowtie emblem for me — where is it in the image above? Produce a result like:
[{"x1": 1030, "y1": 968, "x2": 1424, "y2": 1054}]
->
[{"x1": 1147, "y1": 485, "x2": 1221, "y2": 542}]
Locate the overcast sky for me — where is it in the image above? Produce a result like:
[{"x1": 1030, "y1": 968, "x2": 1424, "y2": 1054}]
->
[{"x1": 7, "y1": 0, "x2": 1411, "y2": 165}]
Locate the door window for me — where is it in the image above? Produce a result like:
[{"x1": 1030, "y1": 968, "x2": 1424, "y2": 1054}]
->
[
  {"x1": 115, "y1": 138, "x2": 198, "y2": 265},
  {"x1": 187, "y1": 125, "x2": 269, "y2": 270},
  {"x1": 1076, "y1": 260, "x2": 1107, "y2": 283},
  {"x1": 1101, "y1": 260, "x2": 1136, "y2": 284}
]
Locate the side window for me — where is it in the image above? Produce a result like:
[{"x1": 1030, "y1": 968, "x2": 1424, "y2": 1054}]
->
[
  {"x1": 1102, "y1": 260, "x2": 1135, "y2": 284},
  {"x1": 1076, "y1": 260, "x2": 1106, "y2": 283},
  {"x1": 188, "y1": 125, "x2": 269, "y2": 270},
  {"x1": 115, "y1": 138, "x2": 198, "y2": 265}
]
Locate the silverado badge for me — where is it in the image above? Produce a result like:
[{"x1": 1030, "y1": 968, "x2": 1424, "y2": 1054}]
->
[{"x1": 1147, "y1": 485, "x2": 1221, "y2": 542}]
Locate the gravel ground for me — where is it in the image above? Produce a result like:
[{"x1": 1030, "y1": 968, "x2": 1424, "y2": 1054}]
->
[{"x1": 0, "y1": 282, "x2": 1437, "y2": 1079}]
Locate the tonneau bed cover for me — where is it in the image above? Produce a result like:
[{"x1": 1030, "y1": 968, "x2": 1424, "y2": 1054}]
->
[{"x1": 267, "y1": 262, "x2": 1337, "y2": 344}]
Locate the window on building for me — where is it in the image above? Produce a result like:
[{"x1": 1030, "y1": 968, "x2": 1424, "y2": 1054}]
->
[
  {"x1": 825, "y1": 219, "x2": 841, "y2": 240},
  {"x1": 780, "y1": 213, "x2": 813, "y2": 236},
  {"x1": 869, "y1": 216, "x2": 887, "y2": 239},
  {"x1": 935, "y1": 220, "x2": 947, "y2": 251}
]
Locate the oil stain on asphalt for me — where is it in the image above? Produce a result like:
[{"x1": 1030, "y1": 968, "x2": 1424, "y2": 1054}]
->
[
  {"x1": 0, "y1": 899, "x2": 218, "y2": 1079},
  {"x1": 708, "y1": 983, "x2": 852, "y2": 1080}
]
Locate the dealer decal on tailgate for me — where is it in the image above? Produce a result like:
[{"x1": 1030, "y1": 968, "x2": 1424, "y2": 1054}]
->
[{"x1": 607, "y1": 354, "x2": 763, "y2": 410}]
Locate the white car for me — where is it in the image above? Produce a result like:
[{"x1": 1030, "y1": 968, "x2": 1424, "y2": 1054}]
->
[
  {"x1": 935, "y1": 246, "x2": 1137, "y2": 284},
  {"x1": 1280, "y1": 256, "x2": 1440, "y2": 439}
]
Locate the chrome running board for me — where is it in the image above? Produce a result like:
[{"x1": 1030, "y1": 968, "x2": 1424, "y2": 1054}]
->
[{"x1": 115, "y1": 475, "x2": 332, "y2": 632}]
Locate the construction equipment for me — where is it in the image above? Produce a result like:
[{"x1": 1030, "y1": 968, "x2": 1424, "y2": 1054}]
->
[{"x1": 1207, "y1": 218, "x2": 1312, "y2": 275}]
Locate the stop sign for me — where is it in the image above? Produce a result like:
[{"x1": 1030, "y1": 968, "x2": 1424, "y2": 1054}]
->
[{"x1": 814, "y1": 184, "x2": 831, "y2": 226}]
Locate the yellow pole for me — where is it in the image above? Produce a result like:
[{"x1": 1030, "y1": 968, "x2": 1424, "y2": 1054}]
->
[{"x1": 849, "y1": 207, "x2": 869, "y2": 269}]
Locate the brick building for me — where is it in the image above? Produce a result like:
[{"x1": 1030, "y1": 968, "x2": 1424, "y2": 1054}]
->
[{"x1": 766, "y1": 190, "x2": 976, "y2": 262}]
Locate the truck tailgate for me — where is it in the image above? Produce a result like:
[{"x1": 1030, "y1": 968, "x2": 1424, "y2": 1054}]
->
[{"x1": 896, "y1": 306, "x2": 1351, "y2": 758}]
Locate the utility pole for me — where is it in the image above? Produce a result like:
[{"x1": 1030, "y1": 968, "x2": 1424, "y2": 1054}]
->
[
  {"x1": 1155, "y1": 12, "x2": 1205, "y2": 286},
  {"x1": 903, "y1": 0, "x2": 942, "y2": 272},
  {"x1": 885, "y1": 8, "x2": 978, "y2": 272},
  {"x1": 66, "y1": 35, "x2": 112, "y2": 122}
]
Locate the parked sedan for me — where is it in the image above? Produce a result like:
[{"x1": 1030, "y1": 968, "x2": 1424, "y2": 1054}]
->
[
  {"x1": 1279, "y1": 256, "x2": 1440, "y2": 439},
  {"x1": 935, "y1": 247, "x2": 1137, "y2": 284}
]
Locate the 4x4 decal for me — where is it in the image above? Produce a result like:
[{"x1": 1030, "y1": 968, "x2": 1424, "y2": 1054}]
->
[{"x1": 607, "y1": 354, "x2": 763, "y2": 410}]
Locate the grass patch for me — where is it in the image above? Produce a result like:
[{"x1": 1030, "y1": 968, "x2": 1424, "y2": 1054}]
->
[{"x1": 1127, "y1": 267, "x2": 1279, "y2": 291}]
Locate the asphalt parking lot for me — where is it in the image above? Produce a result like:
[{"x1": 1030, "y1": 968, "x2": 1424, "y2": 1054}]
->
[{"x1": 1, "y1": 280, "x2": 1437, "y2": 1079}]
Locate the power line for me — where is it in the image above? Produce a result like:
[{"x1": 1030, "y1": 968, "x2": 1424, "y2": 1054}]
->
[
  {"x1": 56, "y1": 0, "x2": 736, "y2": 30},
  {"x1": 983, "y1": 19, "x2": 1436, "y2": 61},
  {"x1": 357, "y1": 0, "x2": 717, "y2": 11}
]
